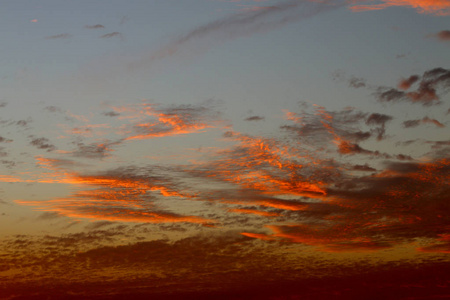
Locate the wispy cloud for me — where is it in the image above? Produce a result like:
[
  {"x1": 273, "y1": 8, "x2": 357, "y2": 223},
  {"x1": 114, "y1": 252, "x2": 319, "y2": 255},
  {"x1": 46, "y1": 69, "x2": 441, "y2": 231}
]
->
[
  {"x1": 45, "y1": 33, "x2": 72, "y2": 39},
  {"x1": 85, "y1": 24, "x2": 105, "y2": 29},
  {"x1": 126, "y1": 0, "x2": 344, "y2": 71},
  {"x1": 100, "y1": 32, "x2": 122, "y2": 38}
]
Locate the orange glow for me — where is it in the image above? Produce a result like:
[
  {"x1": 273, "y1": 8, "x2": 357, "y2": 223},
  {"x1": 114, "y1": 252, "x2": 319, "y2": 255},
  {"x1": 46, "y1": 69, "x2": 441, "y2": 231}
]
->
[
  {"x1": 241, "y1": 232, "x2": 276, "y2": 240},
  {"x1": 0, "y1": 175, "x2": 23, "y2": 182},
  {"x1": 350, "y1": 0, "x2": 450, "y2": 15}
]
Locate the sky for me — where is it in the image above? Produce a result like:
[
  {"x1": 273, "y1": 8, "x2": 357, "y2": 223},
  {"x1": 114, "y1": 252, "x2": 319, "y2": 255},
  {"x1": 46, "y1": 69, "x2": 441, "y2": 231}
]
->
[{"x1": 0, "y1": 0, "x2": 449, "y2": 299}]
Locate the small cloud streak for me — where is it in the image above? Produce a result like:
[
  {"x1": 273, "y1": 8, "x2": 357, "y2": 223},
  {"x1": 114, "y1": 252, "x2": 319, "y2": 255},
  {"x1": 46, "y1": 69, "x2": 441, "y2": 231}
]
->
[
  {"x1": 85, "y1": 24, "x2": 105, "y2": 29},
  {"x1": 45, "y1": 33, "x2": 72, "y2": 39},
  {"x1": 245, "y1": 115, "x2": 265, "y2": 121},
  {"x1": 100, "y1": 32, "x2": 122, "y2": 38}
]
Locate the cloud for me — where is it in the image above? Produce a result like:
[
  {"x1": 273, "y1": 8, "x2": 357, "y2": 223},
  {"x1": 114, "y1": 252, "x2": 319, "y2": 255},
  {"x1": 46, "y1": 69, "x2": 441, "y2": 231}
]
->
[
  {"x1": 122, "y1": 102, "x2": 222, "y2": 140},
  {"x1": 45, "y1": 33, "x2": 72, "y2": 39},
  {"x1": 403, "y1": 116, "x2": 445, "y2": 128},
  {"x1": 102, "y1": 111, "x2": 120, "y2": 117},
  {"x1": 398, "y1": 75, "x2": 420, "y2": 90},
  {"x1": 434, "y1": 29, "x2": 450, "y2": 41},
  {"x1": 0, "y1": 136, "x2": 13, "y2": 143},
  {"x1": 85, "y1": 24, "x2": 105, "y2": 29},
  {"x1": 17, "y1": 166, "x2": 214, "y2": 225},
  {"x1": 126, "y1": 0, "x2": 343, "y2": 71},
  {"x1": 70, "y1": 139, "x2": 122, "y2": 159},
  {"x1": 100, "y1": 32, "x2": 122, "y2": 38},
  {"x1": 44, "y1": 106, "x2": 64, "y2": 113},
  {"x1": 376, "y1": 67, "x2": 450, "y2": 105},
  {"x1": 239, "y1": 158, "x2": 450, "y2": 252},
  {"x1": 29, "y1": 137, "x2": 56, "y2": 152},
  {"x1": 348, "y1": 76, "x2": 367, "y2": 88},
  {"x1": 245, "y1": 115, "x2": 265, "y2": 121},
  {"x1": 365, "y1": 113, "x2": 392, "y2": 140},
  {"x1": 349, "y1": 0, "x2": 450, "y2": 16}
]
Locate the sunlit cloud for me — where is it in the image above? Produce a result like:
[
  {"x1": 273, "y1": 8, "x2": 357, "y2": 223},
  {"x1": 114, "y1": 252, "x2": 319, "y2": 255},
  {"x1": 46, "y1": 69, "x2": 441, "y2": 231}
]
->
[
  {"x1": 349, "y1": 0, "x2": 450, "y2": 15},
  {"x1": 377, "y1": 67, "x2": 450, "y2": 105}
]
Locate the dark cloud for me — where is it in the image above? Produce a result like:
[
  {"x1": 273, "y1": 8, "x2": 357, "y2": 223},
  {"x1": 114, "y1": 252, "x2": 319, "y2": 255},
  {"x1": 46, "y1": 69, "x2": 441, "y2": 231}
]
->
[
  {"x1": 45, "y1": 33, "x2": 72, "y2": 39},
  {"x1": 102, "y1": 111, "x2": 120, "y2": 117},
  {"x1": 1, "y1": 159, "x2": 16, "y2": 168},
  {"x1": 29, "y1": 137, "x2": 56, "y2": 152},
  {"x1": 0, "y1": 102, "x2": 7, "y2": 108},
  {"x1": 100, "y1": 32, "x2": 122, "y2": 38},
  {"x1": 0, "y1": 147, "x2": 7, "y2": 157},
  {"x1": 71, "y1": 140, "x2": 122, "y2": 159},
  {"x1": 376, "y1": 88, "x2": 406, "y2": 103},
  {"x1": 350, "y1": 164, "x2": 377, "y2": 172},
  {"x1": 375, "y1": 68, "x2": 450, "y2": 105},
  {"x1": 403, "y1": 119, "x2": 421, "y2": 128},
  {"x1": 44, "y1": 106, "x2": 64, "y2": 113},
  {"x1": 403, "y1": 117, "x2": 445, "y2": 128},
  {"x1": 37, "y1": 212, "x2": 62, "y2": 221},
  {"x1": 245, "y1": 115, "x2": 265, "y2": 121},
  {"x1": 85, "y1": 221, "x2": 115, "y2": 230},
  {"x1": 365, "y1": 113, "x2": 392, "y2": 140},
  {"x1": 434, "y1": 30, "x2": 450, "y2": 41},
  {"x1": 348, "y1": 76, "x2": 366, "y2": 88},
  {"x1": 16, "y1": 119, "x2": 31, "y2": 127},
  {"x1": 0, "y1": 136, "x2": 13, "y2": 143},
  {"x1": 427, "y1": 140, "x2": 450, "y2": 149},
  {"x1": 395, "y1": 53, "x2": 409, "y2": 59},
  {"x1": 85, "y1": 24, "x2": 105, "y2": 29}
]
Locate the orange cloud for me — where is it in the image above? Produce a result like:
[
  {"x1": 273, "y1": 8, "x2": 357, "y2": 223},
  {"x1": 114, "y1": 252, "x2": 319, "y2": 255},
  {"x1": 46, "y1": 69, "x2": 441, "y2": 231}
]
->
[{"x1": 350, "y1": 0, "x2": 450, "y2": 15}]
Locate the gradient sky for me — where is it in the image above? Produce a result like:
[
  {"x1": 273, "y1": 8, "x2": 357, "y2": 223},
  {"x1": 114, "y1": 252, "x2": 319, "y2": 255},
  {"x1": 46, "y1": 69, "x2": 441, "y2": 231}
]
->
[{"x1": 1, "y1": 1, "x2": 449, "y2": 299}]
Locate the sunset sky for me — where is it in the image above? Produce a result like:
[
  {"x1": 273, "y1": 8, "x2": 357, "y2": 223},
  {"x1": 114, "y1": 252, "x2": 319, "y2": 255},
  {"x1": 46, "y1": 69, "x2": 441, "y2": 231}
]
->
[{"x1": 1, "y1": 0, "x2": 449, "y2": 299}]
